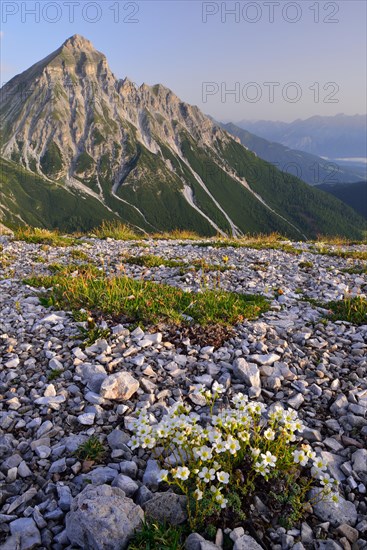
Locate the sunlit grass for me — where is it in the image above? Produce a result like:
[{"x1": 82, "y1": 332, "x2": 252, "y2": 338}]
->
[
  {"x1": 326, "y1": 296, "x2": 367, "y2": 326},
  {"x1": 23, "y1": 266, "x2": 269, "y2": 327},
  {"x1": 315, "y1": 235, "x2": 367, "y2": 246},
  {"x1": 14, "y1": 227, "x2": 77, "y2": 247},
  {"x1": 151, "y1": 229, "x2": 202, "y2": 240},
  {"x1": 193, "y1": 233, "x2": 302, "y2": 254},
  {"x1": 124, "y1": 254, "x2": 231, "y2": 273},
  {"x1": 93, "y1": 221, "x2": 142, "y2": 241}
]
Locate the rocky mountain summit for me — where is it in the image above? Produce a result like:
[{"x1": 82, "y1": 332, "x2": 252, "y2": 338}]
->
[
  {"x1": 0, "y1": 234, "x2": 366, "y2": 549},
  {"x1": 0, "y1": 35, "x2": 365, "y2": 238}
]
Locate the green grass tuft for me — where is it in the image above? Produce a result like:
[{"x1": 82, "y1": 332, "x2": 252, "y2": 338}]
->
[
  {"x1": 23, "y1": 267, "x2": 268, "y2": 327},
  {"x1": 128, "y1": 520, "x2": 186, "y2": 550},
  {"x1": 75, "y1": 436, "x2": 106, "y2": 462},
  {"x1": 93, "y1": 221, "x2": 141, "y2": 241},
  {"x1": 298, "y1": 261, "x2": 314, "y2": 269},
  {"x1": 326, "y1": 296, "x2": 367, "y2": 325},
  {"x1": 124, "y1": 254, "x2": 230, "y2": 273},
  {"x1": 47, "y1": 369, "x2": 63, "y2": 381},
  {"x1": 14, "y1": 227, "x2": 77, "y2": 247}
]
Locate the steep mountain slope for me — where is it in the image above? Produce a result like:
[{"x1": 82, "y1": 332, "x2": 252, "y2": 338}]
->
[
  {"x1": 316, "y1": 181, "x2": 367, "y2": 219},
  {"x1": 223, "y1": 123, "x2": 364, "y2": 185},
  {"x1": 0, "y1": 35, "x2": 365, "y2": 239},
  {"x1": 237, "y1": 115, "x2": 367, "y2": 160},
  {"x1": 0, "y1": 157, "x2": 119, "y2": 231}
]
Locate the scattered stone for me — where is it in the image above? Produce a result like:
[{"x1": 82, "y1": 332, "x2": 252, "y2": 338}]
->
[
  {"x1": 65, "y1": 484, "x2": 144, "y2": 550},
  {"x1": 233, "y1": 534, "x2": 264, "y2": 550},
  {"x1": 336, "y1": 524, "x2": 359, "y2": 544},
  {"x1": 100, "y1": 372, "x2": 139, "y2": 400},
  {"x1": 309, "y1": 488, "x2": 358, "y2": 527},
  {"x1": 142, "y1": 459, "x2": 161, "y2": 491},
  {"x1": 143, "y1": 492, "x2": 187, "y2": 525},
  {"x1": 9, "y1": 518, "x2": 41, "y2": 550},
  {"x1": 112, "y1": 474, "x2": 139, "y2": 497}
]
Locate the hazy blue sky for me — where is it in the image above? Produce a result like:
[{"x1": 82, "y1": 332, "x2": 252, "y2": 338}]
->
[{"x1": 1, "y1": 0, "x2": 366, "y2": 121}]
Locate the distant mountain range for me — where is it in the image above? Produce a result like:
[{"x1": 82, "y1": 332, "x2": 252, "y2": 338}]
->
[
  {"x1": 0, "y1": 35, "x2": 365, "y2": 239},
  {"x1": 222, "y1": 123, "x2": 365, "y2": 186},
  {"x1": 237, "y1": 114, "x2": 367, "y2": 162}
]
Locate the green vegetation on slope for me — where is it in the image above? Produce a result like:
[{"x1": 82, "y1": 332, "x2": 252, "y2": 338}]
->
[
  {"x1": 181, "y1": 135, "x2": 305, "y2": 239},
  {"x1": 316, "y1": 182, "x2": 367, "y2": 219},
  {"x1": 117, "y1": 142, "x2": 218, "y2": 236},
  {"x1": 40, "y1": 141, "x2": 63, "y2": 177},
  {"x1": 218, "y1": 138, "x2": 366, "y2": 240},
  {"x1": 0, "y1": 157, "x2": 118, "y2": 232}
]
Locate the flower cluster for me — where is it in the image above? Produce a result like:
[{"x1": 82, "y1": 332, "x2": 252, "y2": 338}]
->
[{"x1": 128, "y1": 387, "x2": 339, "y2": 524}]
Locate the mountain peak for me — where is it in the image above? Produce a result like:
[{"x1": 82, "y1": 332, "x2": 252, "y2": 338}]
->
[{"x1": 61, "y1": 34, "x2": 95, "y2": 51}]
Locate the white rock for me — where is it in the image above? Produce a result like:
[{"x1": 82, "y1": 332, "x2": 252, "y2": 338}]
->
[
  {"x1": 233, "y1": 358, "x2": 260, "y2": 387},
  {"x1": 78, "y1": 413, "x2": 95, "y2": 425},
  {"x1": 250, "y1": 353, "x2": 281, "y2": 365},
  {"x1": 44, "y1": 384, "x2": 56, "y2": 397},
  {"x1": 5, "y1": 355, "x2": 20, "y2": 368},
  {"x1": 100, "y1": 372, "x2": 139, "y2": 401},
  {"x1": 34, "y1": 395, "x2": 66, "y2": 405}
]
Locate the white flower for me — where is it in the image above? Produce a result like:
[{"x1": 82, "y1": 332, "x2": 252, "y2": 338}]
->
[
  {"x1": 226, "y1": 436, "x2": 240, "y2": 455},
  {"x1": 196, "y1": 445, "x2": 213, "y2": 461},
  {"x1": 136, "y1": 425, "x2": 151, "y2": 437},
  {"x1": 251, "y1": 448, "x2": 261, "y2": 458},
  {"x1": 212, "y1": 461, "x2": 220, "y2": 471},
  {"x1": 173, "y1": 466, "x2": 190, "y2": 481},
  {"x1": 312, "y1": 457, "x2": 327, "y2": 471},
  {"x1": 208, "y1": 429, "x2": 222, "y2": 443},
  {"x1": 285, "y1": 410, "x2": 297, "y2": 422},
  {"x1": 248, "y1": 402, "x2": 265, "y2": 415},
  {"x1": 320, "y1": 473, "x2": 333, "y2": 486},
  {"x1": 291, "y1": 420, "x2": 304, "y2": 432},
  {"x1": 301, "y1": 444, "x2": 316, "y2": 460},
  {"x1": 232, "y1": 393, "x2": 248, "y2": 409},
  {"x1": 214, "y1": 440, "x2": 227, "y2": 453},
  {"x1": 156, "y1": 425, "x2": 170, "y2": 438},
  {"x1": 284, "y1": 432, "x2": 297, "y2": 443},
  {"x1": 157, "y1": 469, "x2": 169, "y2": 482},
  {"x1": 128, "y1": 436, "x2": 140, "y2": 450},
  {"x1": 306, "y1": 449, "x2": 316, "y2": 460},
  {"x1": 261, "y1": 451, "x2": 277, "y2": 468},
  {"x1": 254, "y1": 462, "x2": 269, "y2": 477},
  {"x1": 212, "y1": 381, "x2": 225, "y2": 394},
  {"x1": 216, "y1": 493, "x2": 228, "y2": 508},
  {"x1": 311, "y1": 467, "x2": 323, "y2": 479},
  {"x1": 293, "y1": 449, "x2": 309, "y2": 467},
  {"x1": 140, "y1": 435, "x2": 156, "y2": 449},
  {"x1": 237, "y1": 431, "x2": 250, "y2": 443},
  {"x1": 210, "y1": 484, "x2": 220, "y2": 495},
  {"x1": 173, "y1": 433, "x2": 187, "y2": 445},
  {"x1": 198, "y1": 467, "x2": 216, "y2": 483},
  {"x1": 194, "y1": 488, "x2": 203, "y2": 501},
  {"x1": 269, "y1": 405, "x2": 284, "y2": 421},
  {"x1": 330, "y1": 493, "x2": 339, "y2": 503},
  {"x1": 264, "y1": 428, "x2": 275, "y2": 441},
  {"x1": 216, "y1": 471, "x2": 230, "y2": 484}
]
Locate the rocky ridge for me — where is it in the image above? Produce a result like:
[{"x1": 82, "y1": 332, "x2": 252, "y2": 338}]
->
[{"x1": 0, "y1": 235, "x2": 366, "y2": 549}]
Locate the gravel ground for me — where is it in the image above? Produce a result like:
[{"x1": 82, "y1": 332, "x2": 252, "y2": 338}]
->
[{"x1": 0, "y1": 236, "x2": 366, "y2": 550}]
